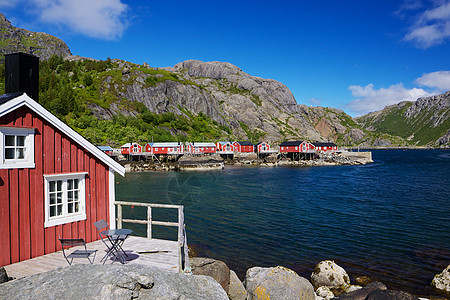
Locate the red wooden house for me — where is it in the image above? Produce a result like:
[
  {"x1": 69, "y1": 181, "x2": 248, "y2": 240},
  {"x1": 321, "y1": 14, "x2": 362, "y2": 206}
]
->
[
  {"x1": 0, "y1": 54, "x2": 125, "y2": 267},
  {"x1": 255, "y1": 142, "x2": 271, "y2": 153},
  {"x1": 233, "y1": 141, "x2": 254, "y2": 153},
  {"x1": 279, "y1": 141, "x2": 315, "y2": 153},
  {"x1": 98, "y1": 146, "x2": 113, "y2": 155},
  {"x1": 312, "y1": 142, "x2": 338, "y2": 152},
  {"x1": 216, "y1": 141, "x2": 234, "y2": 154},
  {"x1": 145, "y1": 142, "x2": 184, "y2": 155},
  {"x1": 186, "y1": 142, "x2": 216, "y2": 154},
  {"x1": 121, "y1": 142, "x2": 142, "y2": 155}
]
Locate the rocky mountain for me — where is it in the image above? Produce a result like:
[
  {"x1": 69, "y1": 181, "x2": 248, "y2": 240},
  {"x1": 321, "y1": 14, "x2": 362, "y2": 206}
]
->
[
  {"x1": 0, "y1": 12, "x2": 71, "y2": 61},
  {"x1": 356, "y1": 91, "x2": 450, "y2": 147},
  {"x1": 90, "y1": 59, "x2": 328, "y2": 143}
]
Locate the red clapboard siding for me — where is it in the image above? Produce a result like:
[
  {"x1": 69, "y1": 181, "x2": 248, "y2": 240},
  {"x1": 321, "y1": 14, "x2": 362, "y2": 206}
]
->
[
  {"x1": 89, "y1": 156, "x2": 97, "y2": 240},
  {"x1": 9, "y1": 169, "x2": 19, "y2": 263},
  {"x1": 43, "y1": 123, "x2": 56, "y2": 255},
  {"x1": 30, "y1": 116, "x2": 44, "y2": 258},
  {"x1": 0, "y1": 168, "x2": 11, "y2": 266},
  {"x1": 84, "y1": 154, "x2": 93, "y2": 242}
]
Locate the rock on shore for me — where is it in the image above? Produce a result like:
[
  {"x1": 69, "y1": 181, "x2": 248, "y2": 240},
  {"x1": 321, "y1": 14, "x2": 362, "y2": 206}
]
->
[
  {"x1": 245, "y1": 266, "x2": 315, "y2": 300},
  {"x1": 0, "y1": 264, "x2": 228, "y2": 300},
  {"x1": 432, "y1": 264, "x2": 450, "y2": 293}
]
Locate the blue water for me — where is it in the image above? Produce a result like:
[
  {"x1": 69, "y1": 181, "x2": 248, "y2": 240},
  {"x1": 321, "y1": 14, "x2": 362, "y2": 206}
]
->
[{"x1": 115, "y1": 149, "x2": 450, "y2": 295}]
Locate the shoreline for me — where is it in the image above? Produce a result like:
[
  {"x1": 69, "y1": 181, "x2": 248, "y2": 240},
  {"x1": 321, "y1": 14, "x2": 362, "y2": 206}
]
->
[{"x1": 123, "y1": 151, "x2": 374, "y2": 172}]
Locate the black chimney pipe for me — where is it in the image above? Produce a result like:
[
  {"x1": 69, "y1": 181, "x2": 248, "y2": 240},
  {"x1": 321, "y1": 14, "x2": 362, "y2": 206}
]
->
[{"x1": 5, "y1": 53, "x2": 39, "y2": 102}]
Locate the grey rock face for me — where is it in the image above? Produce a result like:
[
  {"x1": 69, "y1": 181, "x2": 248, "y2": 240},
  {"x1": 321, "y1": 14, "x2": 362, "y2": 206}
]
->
[
  {"x1": 190, "y1": 257, "x2": 230, "y2": 293},
  {"x1": 0, "y1": 264, "x2": 228, "y2": 300},
  {"x1": 245, "y1": 266, "x2": 315, "y2": 300},
  {"x1": 93, "y1": 59, "x2": 323, "y2": 143}
]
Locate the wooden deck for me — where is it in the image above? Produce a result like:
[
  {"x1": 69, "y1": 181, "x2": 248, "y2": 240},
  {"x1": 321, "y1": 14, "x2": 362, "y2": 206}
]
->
[{"x1": 4, "y1": 236, "x2": 180, "y2": 279}]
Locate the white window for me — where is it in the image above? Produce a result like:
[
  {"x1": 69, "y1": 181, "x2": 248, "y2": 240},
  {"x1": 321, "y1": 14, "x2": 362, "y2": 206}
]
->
[
  {"x1": 44, "y1": 172, "x2": 87, "y2": 228},
  {"x1": 0, "y1": 127, "x2": 35, "y2": 169}
]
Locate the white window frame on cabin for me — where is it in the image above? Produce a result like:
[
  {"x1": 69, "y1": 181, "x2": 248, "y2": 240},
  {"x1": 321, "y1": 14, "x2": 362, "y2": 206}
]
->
[
  {"x1": 44, "y1": 172, "x2": 87, "y2": 228},
  {"x1": 0, "y1": 127, "x2": 35, "y2": 169}
]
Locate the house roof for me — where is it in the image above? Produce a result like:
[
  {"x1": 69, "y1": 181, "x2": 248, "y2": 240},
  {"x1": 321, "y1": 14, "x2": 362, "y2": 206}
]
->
[
  {"x1": 98, "y1": 146, "x2": 113, "y2": 151},
  {"x1": 313, "y1": 142, "x2": 337, "y2": 147},
  {"x1": 217, "y1": 141, "x2": 232, "y2": 145},
  {"x1": 148, "y1": 142, "x2": 182, "y2": 147},
  {"x1": 121, "y1": 142, "x2": 141, "y2": 148},
  {"x1": 0, "y1": 93, "x2": 125, "y2": 176},
  {"x1": 235, "y1": 141, "x2": 253, "y2": 146},
  {"x1": 279, "y1": 141, "x2": 304, "y2": 147},
  {"x1": 189, "y1": 142, "x2": 216, "y2": 147},
  {"x1": 255, "y1": 142, "x2": 268, "y2": 146}
]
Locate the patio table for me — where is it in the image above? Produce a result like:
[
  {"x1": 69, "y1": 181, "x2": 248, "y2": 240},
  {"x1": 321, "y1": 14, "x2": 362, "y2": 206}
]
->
[{"x1": 100, "y1": 228, "x2": 133, "y2": 264}]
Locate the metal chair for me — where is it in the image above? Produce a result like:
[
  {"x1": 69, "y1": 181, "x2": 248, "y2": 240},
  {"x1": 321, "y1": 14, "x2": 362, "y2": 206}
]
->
[
  {"x1": 94, "y1": 219, "x2": 128, "y2": 264},
  {"x1": 59, "y1": 238, "x2": 97, "y2": 265}
]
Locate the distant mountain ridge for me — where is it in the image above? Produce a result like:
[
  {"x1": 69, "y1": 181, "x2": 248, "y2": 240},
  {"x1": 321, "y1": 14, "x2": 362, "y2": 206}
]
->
[
  {"x1": 0, "y1": 13, "x2": 448, "y2": 147},
  {"x1": 356, "y1": 92, "x2": 450, "y2": 147},
  {"x1": 0, "y1": 12, "x2": 71, "y2": 60}
]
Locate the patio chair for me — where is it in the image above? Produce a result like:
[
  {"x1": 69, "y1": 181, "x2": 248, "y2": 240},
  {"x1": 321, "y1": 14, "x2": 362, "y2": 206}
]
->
[
  {"x1": 59, "y1": 238, "x2": 97, "y2": 265},
  {"x1": 94, "y1": 219, "x2": 128, "y2": 263}
]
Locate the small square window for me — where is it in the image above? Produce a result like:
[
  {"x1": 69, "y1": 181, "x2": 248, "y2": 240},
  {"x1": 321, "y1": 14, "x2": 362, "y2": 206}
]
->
[{"x1": 0, "y1": 127, "x2": 35, "y2": 169}]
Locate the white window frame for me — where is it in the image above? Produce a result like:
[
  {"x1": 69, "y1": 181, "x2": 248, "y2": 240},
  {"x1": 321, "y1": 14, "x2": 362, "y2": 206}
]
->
[
  {"x1": 0, "y1": 127, "x2": 35, "y2": 169},
  {"x1": 44, "y1": 172, "x2": 87, "y2": 228}
]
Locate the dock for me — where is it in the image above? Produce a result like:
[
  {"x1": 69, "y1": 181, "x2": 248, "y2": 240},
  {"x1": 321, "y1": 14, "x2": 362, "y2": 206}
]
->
[
  {"x1": 4, "y1": 236, "x2": 180, "y2": 279},
  {"x1": 5, "y1": 201, "x2": 190, "y2": 279}
]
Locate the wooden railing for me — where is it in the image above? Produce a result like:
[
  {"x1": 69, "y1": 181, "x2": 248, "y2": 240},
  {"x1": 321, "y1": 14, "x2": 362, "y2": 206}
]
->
[{"x1": 114, "y1": 201, "x2": 190, "y2": 273}]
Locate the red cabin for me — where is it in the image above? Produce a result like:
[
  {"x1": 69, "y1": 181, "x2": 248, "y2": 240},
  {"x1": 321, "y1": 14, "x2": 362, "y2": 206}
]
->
[
  {"x1": 216, "y1": 141, "x2": 234, "y2": 154},
  {"x1": 312, "y1": 142, "x2": 338, "y2": 152},
  {"x1": 0, "y1": 93, "x2": 125, "y2": 267},
  {"x1": 121, "y1": 142, "x2": 142, "y2": 155},
  {"x1": 145, "y1": 142, "x2": 184, "y2": 154},
  {"x1": 98, "y1": 146, "x2": 113, "y2": 155},
  {"x1": 255, "y1": 142, "x2": 271, "y2": 153},
  {"x1": 279, "y1": 141, "x2": 315, "y2": 153},
  {"x1": 233, "y1": 141, "x2": 254, "y2": 153},
  {"x1": 186, "y1": 142, "x2": 216, "y2": 154}
]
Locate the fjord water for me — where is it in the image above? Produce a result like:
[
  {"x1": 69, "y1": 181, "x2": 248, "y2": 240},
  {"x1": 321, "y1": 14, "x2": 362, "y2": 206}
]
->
[{"x1": 116, "y1": 149, "x2": 450, "y2": 294}]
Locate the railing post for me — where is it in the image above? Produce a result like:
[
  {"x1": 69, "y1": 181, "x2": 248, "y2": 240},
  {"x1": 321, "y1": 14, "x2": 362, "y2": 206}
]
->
[
  {"x1": 147, "y1": 206, "x2": 152, "y2": 239},
  {"x1": 178, "y1": 206, "x2": 183, "y2": 272},
  {"x1": 117, "y1": 204, "x2": 123, "y2": 229}
]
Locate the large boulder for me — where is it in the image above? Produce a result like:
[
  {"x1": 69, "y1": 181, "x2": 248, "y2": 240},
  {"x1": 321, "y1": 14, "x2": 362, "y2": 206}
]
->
[
  {"x1": 311, "y1": 260, "x2": 350, "y2": 290},
  {"x1": 432, "y1": 264, "x2": 450, "y2": 292},
  {"x1": 228, "y1": 270, "x2": 248, "y2": 300},
  {"x1": 190, "y1": 257, "x2": 230, "y2": 293},
  {"x1": 245, "y1": 266, "x2": 315, "y2": 300},
  {"x1": 0, "y1": 264, "x2": 228, "y2": 300}
]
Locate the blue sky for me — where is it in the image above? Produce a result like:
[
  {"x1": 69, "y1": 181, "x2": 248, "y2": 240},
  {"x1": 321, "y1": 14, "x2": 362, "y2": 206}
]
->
[{"x1": 1, "y1": 0, "x2": 450, "y2": 117}]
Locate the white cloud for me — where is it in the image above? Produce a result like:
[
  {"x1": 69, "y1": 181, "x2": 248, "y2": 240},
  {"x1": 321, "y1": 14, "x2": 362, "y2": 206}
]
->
[
  {"x1": 346, "y1": 83, "x2": 431, "y2": 116},
  {"x1": 403, "y1": 1, "x2": 450, "y2": 48},
  {"x1": 29, "y1": 0, "x2": 128, "y2": 40},
  {"x1": 0, "y1": 0, "x2": 16, "y2": 7},
  {"x1": 415, "y1": 70, "x2": 450, "y2": 90},
  {"x1": 309, "y1": 98, "x2": 322, "y2": 105}
]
